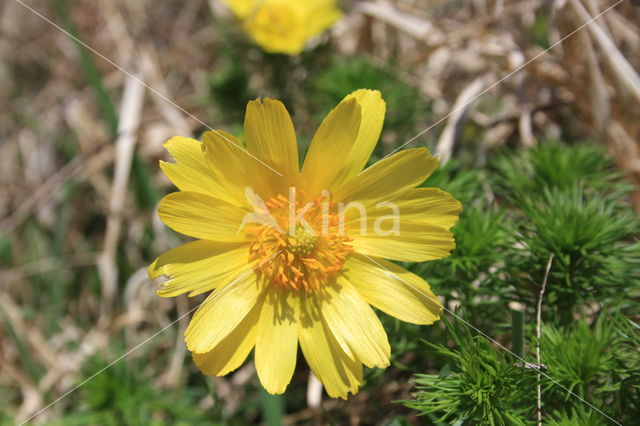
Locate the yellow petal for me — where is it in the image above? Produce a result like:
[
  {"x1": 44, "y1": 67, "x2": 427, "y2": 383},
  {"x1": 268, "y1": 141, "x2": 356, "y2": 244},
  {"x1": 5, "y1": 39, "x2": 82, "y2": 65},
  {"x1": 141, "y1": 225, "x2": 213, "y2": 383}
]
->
[
  {"x1": 192, "y1": 300, "x2": 261, "y2": 376},
  {"x1": 301, "y1": 97, "x2": 361, "y2": 194},
  {"x1": 384, "y1": 188, "x2": 461, "y2": 230},
  {"x1": 158, "y1": 192, "x2": 249, "y2": 242},
  {"x1": 344, "y1": 187, "x2": 461, "y2": 230},
  {"x1": 342, "y1": 187, "x2": 460, "y2": 262},
  {"x1": 298, "y1": 295, "x2": 362, "y2": 399},
  {"x1": 185, "y1": 270, "x2": 263, "y2": 353},
  {"x1": 201, "y1": 130, "x2": 257, "y2": 208},
  {"x1": 320, "y1": 277, "x2": 390, "y2": 368},
  {"x1": 255, "y1": 288, "x2": 299, "y2": 394},
  {"x1": 160, "y1": 136, "x2": 235, "y2": 204},
  {"x1": 305, "y1": 2, "x2": 342, "y2": 38},
  {"x1": 244, "y1": 98, "x2": 299, "y2": 195},
  {"x1": 331, "y1": 90, "x2": 386, "y2": 189},
  {"x1": 223, "y1": 0, "x2": 254, "y2": 18},
  {"x1": 343, "y1": 253, "x2": 442, "y2": 325},
  {"x1": 334, "y1": 148, "x2": 438, "y2": 204},
  {"x1": 244, "y1": 4, "x2": 307, "y2": 55},
  {"x1": 351, "y1": 221, "x2": 455, "y2": 262},
  {"x1": 241, "y1": 1, "x2": 341, "y2": 55},
  {"x1": 148, "y1": 241, "x2": 249, "y2": 297}
]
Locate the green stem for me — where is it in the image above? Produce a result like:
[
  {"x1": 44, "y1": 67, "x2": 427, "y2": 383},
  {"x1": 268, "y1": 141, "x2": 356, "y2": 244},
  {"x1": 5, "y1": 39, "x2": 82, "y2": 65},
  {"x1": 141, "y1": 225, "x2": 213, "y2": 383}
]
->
[{"x1": 259, "y1": 388, "x2": 285, "y2": 426}]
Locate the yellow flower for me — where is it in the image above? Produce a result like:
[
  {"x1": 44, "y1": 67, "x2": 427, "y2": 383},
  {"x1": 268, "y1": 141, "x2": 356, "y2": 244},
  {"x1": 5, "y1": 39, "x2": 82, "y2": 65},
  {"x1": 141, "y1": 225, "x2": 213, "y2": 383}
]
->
[
  {"x1": 223, "y1": 0, "x2": 342, "y2": 55},
  {"x1": 149, "y1": 89, "x2": 461, "y2": 398}
]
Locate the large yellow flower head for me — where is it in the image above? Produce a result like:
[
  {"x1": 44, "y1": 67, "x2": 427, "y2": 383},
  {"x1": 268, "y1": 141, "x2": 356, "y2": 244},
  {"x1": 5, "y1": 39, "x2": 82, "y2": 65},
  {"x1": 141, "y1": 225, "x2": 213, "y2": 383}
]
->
[
  {"x1": 149, "y1": 90, "x2": 461, "y2": 398},
  {"x1": 223, "y1": 0, "x2": 342, "y2": 55}
]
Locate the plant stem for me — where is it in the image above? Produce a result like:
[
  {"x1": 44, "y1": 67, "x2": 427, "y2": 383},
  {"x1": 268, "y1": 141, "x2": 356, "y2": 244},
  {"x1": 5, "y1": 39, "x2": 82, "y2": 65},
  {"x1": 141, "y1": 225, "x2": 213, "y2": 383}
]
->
[
  {"x1": 511, "y1": 308, "x2": 525, "y2": 358},
  {"x1": 259, "y1": 387, "x2": 284, "y2": 426},
  {"x1": 536, "y1": 253, "x2": 554, "y2": 426}
]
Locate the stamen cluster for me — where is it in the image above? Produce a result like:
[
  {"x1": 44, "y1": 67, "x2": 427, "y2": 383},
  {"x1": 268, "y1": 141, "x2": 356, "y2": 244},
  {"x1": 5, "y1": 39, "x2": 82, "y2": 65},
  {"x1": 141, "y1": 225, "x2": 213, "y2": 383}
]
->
[{"x1": 248, "y1": 191, "x2": 352, "y2": 292}]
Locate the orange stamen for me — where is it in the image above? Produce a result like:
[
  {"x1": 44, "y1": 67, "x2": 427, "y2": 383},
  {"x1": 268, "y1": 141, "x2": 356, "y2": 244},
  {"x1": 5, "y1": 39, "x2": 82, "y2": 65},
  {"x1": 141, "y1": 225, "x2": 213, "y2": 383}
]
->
[{"x1": 247, "y1": 190, "x2": 351, "y2": 292}]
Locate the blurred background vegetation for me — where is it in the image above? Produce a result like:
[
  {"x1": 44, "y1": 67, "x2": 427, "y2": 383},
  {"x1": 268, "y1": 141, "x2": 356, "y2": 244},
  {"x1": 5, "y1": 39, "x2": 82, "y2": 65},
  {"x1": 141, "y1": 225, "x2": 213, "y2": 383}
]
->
[{"x1": 1, "y1": 0, "x2": 639, "y2": 424}]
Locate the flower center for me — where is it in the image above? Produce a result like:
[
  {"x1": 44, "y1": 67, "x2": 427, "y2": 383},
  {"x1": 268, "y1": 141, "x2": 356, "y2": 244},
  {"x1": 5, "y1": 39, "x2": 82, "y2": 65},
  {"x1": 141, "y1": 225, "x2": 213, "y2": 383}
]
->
[
  {"x1": 247, "y1": 189, "x2": 352, "y2": 292},
  {"x1": 249, "y1": 5, "x2": 300, "y2": 40},
  {"x1": 286, "y1": 224, "x2": 317, "y2": 257}
]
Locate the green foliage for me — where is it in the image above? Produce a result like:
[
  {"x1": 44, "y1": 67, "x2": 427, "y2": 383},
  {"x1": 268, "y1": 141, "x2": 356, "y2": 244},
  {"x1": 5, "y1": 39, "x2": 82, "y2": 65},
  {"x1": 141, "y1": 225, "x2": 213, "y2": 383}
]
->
[
  {"x1": 0, "y1": 234, "x2": 12, "y2": 265},
  {"x1": 403, "y1": 318, "x2": 536, "y2": 425},
  {"x1": 532, "y1": 12, "x2": 551, "y2": 49},
  {"x1": 546, "y1": 406, "x2": 603, "y2": 426},
  {"x1": 440, "y1": 205, "x2": 508, "y2": 279},
  {"x1": 615, "y1": 318, "x2": 640, "y2": 423},
  {"x1": 414, "y1": 163, "x2": 511, "y2": 327},
  {"x1": 53, "y1": 355, "x2": 212, "y2": 426},
  {"x1": 539, "y1": 316, "x2": 640, "y2": 422},
  {"x1": 414, "y1": 203, "x2": 512, "y2": 328},
  {"x1": 381, "y1": 314, "x2": 447, "y2": 379},
  {"x1": 493, "y1": 142, "x2": 625, "y2": 198},
  {"x1": 207, "y1": 61, "x2": 255, "y2": 123},
  {"x1": 489, "y1": 142, "x2": 640, "y2": 321},
  {"x1": 508, "y1": 186, "x2": 640, "y2": 321},
  {"x1": 0, "y1": 413, "x2": 13, "y2": 426},
  {"x1": 419, "y1": 164, "x2": 504, "y2": 283},
  {"x1": 1, "y1": 307, "x2": 43, "y2": 383},
  {"x1": 312, "y1": 57, "x2": 430, "y2": 135},
  {"x1": 405, "y1": 316, "x2": 640, "y2": 424},
  {"x1": 541, "y1": 318, "x2": 618, "y2": 399},
  {"x1": 405, "y1": 143, "x2": 639, "y2": 424},
  {"x1": 422, "y1": 160, "x2": 487, "y2": 207}
]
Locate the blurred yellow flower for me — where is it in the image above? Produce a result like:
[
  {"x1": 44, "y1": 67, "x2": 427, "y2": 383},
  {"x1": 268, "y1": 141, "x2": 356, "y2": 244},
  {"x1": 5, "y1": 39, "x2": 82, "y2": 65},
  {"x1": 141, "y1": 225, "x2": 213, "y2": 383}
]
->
[
  {"x1": 149, "y1": 90, "x2": 461, "y2": 398},
  {"x1": 223, "y1": 0, "x2": 342, "y2": 54}
]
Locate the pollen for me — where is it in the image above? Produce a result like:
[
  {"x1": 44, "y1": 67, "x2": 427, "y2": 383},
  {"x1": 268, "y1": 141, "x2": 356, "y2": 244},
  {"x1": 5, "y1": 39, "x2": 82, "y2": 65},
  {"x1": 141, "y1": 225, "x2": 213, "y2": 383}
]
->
[
  {"x1": 286, "y1": 224, "x2": 318, "y2": 257},
  {"x1": 247, "y1": 189, "x2": 352, "y2": 292}
]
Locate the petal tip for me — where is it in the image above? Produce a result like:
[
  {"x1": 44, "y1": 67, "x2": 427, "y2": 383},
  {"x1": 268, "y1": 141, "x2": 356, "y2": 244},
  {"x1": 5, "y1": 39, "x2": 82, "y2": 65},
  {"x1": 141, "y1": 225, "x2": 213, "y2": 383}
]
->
[
  {"x1": 347, "y1": 88, "x2": 382, "y2": 99},
  {"x1": 147, "y1": 259, "x2": 158, "y2": 279},
  {"x1": 262, "y1": 383, "x2": 289, "y2": 395},
  {"x1": 156, "y1": 289, "x2": 173, "y2": 298}
]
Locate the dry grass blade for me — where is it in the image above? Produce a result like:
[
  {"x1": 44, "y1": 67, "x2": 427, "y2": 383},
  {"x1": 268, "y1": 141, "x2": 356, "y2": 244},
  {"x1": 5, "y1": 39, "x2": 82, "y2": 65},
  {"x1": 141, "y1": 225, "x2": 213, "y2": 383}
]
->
[
  {"x1": 356, "y1": 1, "x2": 444, "y2": 45},
  {"x1": 569, "y1": 0, "x2": 640, "y2": 103},
  {"x1": 436, "y1": 76, "x2": 487, "y2": 164},
  {"x1": 97, "y1": 73, "x2": 145, "y2": 323},
  {"x1": 577, "y1": 27, "x2": 610, "y2": 136}
]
